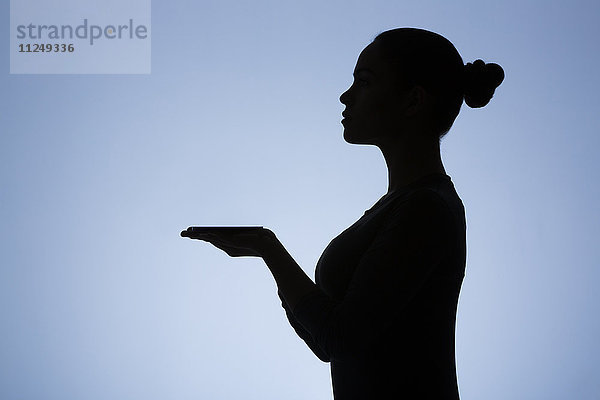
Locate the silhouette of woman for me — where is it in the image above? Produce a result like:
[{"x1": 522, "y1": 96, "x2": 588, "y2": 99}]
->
[{"x1": 182, "y1": 27, "x2": 504, "y2": 399}]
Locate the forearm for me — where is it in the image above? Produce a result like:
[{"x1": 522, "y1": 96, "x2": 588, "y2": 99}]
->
[{"x1": 262, "y1": 237, "x2": 318, "y2": 311}]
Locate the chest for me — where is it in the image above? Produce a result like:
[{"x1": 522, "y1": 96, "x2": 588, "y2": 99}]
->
[{"x1": 315, "y1": 206, "x2": 393, "y2": 300}]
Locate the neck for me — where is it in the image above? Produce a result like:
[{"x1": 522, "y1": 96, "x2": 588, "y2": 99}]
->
[{"x1": 379, "y1": 136, "x2": 446, "y2": 194}]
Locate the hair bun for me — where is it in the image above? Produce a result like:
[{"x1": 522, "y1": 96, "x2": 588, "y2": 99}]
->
[{"x1": 463, "y1": 59, "x2": 505, "y2": 108}]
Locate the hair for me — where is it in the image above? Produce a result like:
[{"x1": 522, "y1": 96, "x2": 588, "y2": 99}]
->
[{"x1": 373, "y1": 28, "x2": 504, "y2": 139}]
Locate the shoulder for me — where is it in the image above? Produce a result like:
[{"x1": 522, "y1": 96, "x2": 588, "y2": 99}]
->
[
  {"x1": 375, "y1": 189, "x2": 455, "y2": 243},
  {"x1": 389, "y1": 188, "x2": 452, "y2": 219}
]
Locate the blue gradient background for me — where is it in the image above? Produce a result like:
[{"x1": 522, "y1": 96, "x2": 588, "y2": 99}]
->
[{"x1": 2, "y1": 1, "x2": 599, "y2": 399}]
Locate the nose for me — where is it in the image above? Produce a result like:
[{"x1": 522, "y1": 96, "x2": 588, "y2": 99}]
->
[{"x1": 339, "y1": 86, "x2": 351, "y2": 105}]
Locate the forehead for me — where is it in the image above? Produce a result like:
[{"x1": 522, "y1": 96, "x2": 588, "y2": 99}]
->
[{"x1": 354, "y1": 42, "x2": 387, "y2": 74}]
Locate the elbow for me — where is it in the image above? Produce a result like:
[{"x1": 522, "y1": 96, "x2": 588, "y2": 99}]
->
[
  {"x1": 316, "y1": 352, "x2": 330, "y2": 363},
  {"x1": 315, "y1": 325, "x2": 373, "y2": 362}
]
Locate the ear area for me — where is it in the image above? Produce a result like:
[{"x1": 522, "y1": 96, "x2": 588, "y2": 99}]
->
[{"x1": 402, "y1": 85, "x2": 429, "y2": 117}]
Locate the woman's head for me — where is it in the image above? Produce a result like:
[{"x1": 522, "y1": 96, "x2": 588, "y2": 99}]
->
[{"x1": 340, "y1": 27, "x2": 504, "y2": 143}]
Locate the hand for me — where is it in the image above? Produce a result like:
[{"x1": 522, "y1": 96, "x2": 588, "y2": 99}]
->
[{"x1": 181, "y1": 227, "x2": 279, "y2": 258}]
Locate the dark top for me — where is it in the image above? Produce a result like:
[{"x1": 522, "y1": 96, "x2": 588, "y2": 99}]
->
[{"x1": 278, "y1": 173, "x2": 466, "y2": 399}]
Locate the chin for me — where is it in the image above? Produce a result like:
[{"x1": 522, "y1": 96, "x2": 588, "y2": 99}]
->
[
  {"x1": 343, "y1": 128, "x2": 374, "y2": 145},
  {"x1": 343, "y1": 132, "x2": 360, "y2": 144}
]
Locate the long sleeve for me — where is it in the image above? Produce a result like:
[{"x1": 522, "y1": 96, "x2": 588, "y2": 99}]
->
[
  {"x1": 287, "y1": 189, "x2": 458, "y2": 362},
  {"x1": 278, "y1": 289, "x2": 330, "y2": 362}
]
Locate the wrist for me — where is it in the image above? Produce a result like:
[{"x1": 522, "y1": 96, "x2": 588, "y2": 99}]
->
[{"x1": 257, "y1": 228, "x2": 285, "y2": 260}]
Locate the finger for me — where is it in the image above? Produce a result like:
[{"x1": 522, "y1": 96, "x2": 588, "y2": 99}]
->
[
  {"x1": 182, "y1": 230, "x2": 208, "y2": 238},
  {"x1": 181, "y1": 230, "x2": 217, "y2": 240},
  {"x1": 210, "y1": 242, "x2": 251, "y2": 257},
  {"x1": 181, "y1": 230, "x2": 260, "y2": 256},
  {"x1": 207, "y1": 238, "x2": 261, "y2": 257}
]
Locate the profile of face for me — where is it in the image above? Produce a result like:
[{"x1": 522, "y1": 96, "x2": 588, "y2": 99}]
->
[{"x1": 340, "y1": 41, "x2": 415, "y2": 146}]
